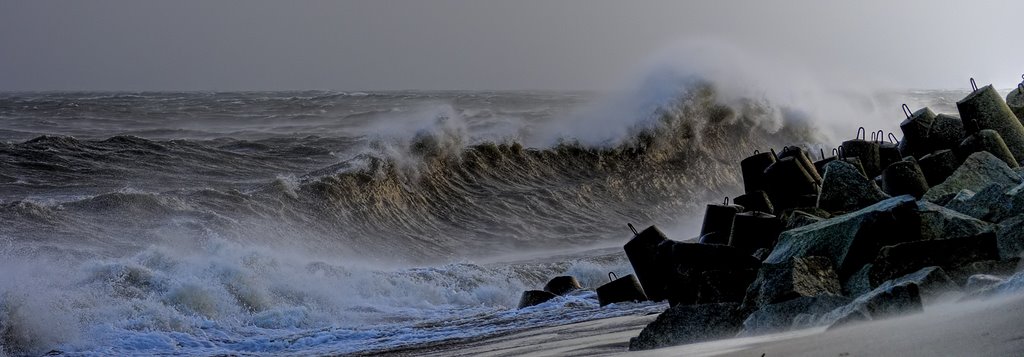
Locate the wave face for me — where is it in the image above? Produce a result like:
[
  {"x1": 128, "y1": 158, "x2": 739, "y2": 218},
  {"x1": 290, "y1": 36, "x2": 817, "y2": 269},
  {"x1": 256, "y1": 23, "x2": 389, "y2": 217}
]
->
[
  {"x1": 1, "y1": 84, "x2": 821, "y2": 262},
  {"x1": 0, "y1": 75, "x2": 934, "y2": 355}
]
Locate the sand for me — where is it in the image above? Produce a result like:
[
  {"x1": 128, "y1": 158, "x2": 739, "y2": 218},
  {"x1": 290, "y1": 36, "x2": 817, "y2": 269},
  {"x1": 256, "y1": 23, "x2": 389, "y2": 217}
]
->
[{"x1": 405, "y1": 294, "x2": 1024, "y2": 357}]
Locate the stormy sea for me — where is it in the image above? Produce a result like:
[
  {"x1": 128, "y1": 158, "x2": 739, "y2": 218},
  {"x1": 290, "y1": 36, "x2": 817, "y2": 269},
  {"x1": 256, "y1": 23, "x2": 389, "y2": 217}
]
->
[{"x1": 0, "y1": 68, "x2": 970, "y2": 355}]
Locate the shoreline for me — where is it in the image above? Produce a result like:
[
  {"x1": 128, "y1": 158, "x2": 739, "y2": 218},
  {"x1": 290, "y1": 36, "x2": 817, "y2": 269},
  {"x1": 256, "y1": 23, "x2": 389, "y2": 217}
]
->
[{"x1": 386, "y1": 293, "x2": 1024, "y2": 357}]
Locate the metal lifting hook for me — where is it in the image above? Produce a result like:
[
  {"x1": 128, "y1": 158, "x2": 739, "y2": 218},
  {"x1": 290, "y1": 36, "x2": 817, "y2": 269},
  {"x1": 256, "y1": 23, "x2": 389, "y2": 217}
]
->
[
  {"x1": 608, "y1": 272, "x2": 618, "y2": 282},
  {"x1": 856, "y1": 127, "x2": 866, "y2": 140},
  {"x1": 888, "y1": 132, "x2": 899, "y2": 144},
  {"x1": 902, "y1": 104, "x2": 912, "y2": 119},
  {"x1": 628, "y1": 223, "x2": 638, "y2": 235},
  {"x1": 970, "y1": 78, "x2": 978, "y2": 92}
]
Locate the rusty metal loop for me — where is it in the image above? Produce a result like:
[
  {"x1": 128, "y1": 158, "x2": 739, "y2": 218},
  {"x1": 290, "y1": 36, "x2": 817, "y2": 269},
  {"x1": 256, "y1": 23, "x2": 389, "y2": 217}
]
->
[
  {"x1": 902, "y1": 104, "x2": 912, "y2": 119},
  {"x1": 876, "y1": 130, "x2": 884, "y2": 144},
  {"x1": 608, "y1": 272, "x2": 618, "y2": 282},
  {"x1": 970, "y1": 78, "x2": 978, "y2": 92},
  {"x1": 856, "y1": 127, "x2": 866, "y2": 140}
]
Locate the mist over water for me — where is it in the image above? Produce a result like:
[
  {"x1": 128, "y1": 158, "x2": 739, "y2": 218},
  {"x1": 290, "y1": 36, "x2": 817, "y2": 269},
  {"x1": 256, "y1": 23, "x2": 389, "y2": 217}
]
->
[{"x1": 0, "y1": 46, "x2": 976, "y2": 355}]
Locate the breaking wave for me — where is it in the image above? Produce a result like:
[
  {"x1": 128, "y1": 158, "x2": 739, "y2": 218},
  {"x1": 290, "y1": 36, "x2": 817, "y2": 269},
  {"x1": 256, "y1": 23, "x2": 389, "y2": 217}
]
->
[{"x1": 0, "y1": 46, "x2": 862, "y2": 354}]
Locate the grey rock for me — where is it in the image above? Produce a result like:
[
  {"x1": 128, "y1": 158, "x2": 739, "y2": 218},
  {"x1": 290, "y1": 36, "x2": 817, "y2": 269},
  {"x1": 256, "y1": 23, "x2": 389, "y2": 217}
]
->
[
  {"x1": 923, "y1": 151, "x2": 1022, "y2": 202},
  {"x1": 944, "y1": 183, "x2": 1014, "y2": 221},
  {"x1": 842, "y1": 264, "x2": 874, "y2": 297},
  {"x1": 740, "y1": 295, "x2": 851, "y2": 336},
  {"x1": 869, "y1": 232, "x2": 1000, "y2": 286},
  {"x1": 997, "y1": 214, "x2": 1024, "y2": 259},
  {"x1": 767, "y1": 195, "x2": 918, "y2": 277},
  {"x1": 824, "y1": 309, "x2": 872, "y2": 330},
  {"x1": 780, "y1": 209, "x2": 826, "y2": 230},
  {"x1": 889, "y1": 266, "x2": 959, "y2": 303},
  {"x1": 752, "y1": 248, "x2": 772, "y2": 261},
  {"x1": 818, "y1": 160, "x2": 890, "y2": 213},
  {"x1": 946, "y1": 258, "x2": 1021, "y2": 284},
  {"x1": 841, "y1": 156, "x2": 868, "y2": 178},
  {"x1": 813, "y1": 281, "x2": 923, "y2": 330},
  {"x1": 962, "y1": 271, "x2": 1024, "y2": 300},
  {"x1": 917, "y1": 201, "x2": 994, "y2": 241},
  {"x1": 628, "y1": 303, "x2": 743, "y2": 351},
  {"x1": 743, "y1": 256, "x2": 842, "y2": 309},
  {"x1": 965, "y1": 274, "x2": 1004, "y2": 293}
]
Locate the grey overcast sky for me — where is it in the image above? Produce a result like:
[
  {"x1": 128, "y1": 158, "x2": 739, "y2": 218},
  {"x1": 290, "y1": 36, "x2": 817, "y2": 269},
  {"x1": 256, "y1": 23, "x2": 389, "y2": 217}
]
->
[{"x1": 1, "y1": 0, "x2": 1022, "y2": 91}]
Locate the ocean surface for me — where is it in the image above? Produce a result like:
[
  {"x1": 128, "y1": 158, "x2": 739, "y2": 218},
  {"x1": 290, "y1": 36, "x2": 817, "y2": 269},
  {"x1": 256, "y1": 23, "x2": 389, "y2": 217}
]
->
[{"x1": 0, "y1": 80, "x2": 974, "y2": 356}]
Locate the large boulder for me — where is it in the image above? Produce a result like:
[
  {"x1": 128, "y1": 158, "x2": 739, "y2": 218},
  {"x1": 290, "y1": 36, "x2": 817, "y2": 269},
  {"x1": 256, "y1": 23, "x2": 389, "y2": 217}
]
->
[
  {"x1": 946, "y1": 258, "x2": 1021, "y2": 284},
  {"x1": 962, "y1": 271, "x2": 1024, "y2": 300},
  {"x1": 997, "y1": 214, "x2": 1024, "y2": 259},
  {"x1": 817, "y1": 160, "x2": 890, "y2": 213},
  {"x1": 842, "y1": 264, "x2": 874, "y2": 297},
  {"x1": 887, "y1": 266, "x2": 959, "y2": 303},
  {"x1": 868, "y1": 232, "x2": 1000, "y2": 286},
  {"x1": 923, "y1": 151, "x2": 1022, "y2": 203},
  {"x1": 916, "y1": 201, "x2": 994, "y2": 241},
  {"x1": 944, "y1": 183, "x2": 1014, "y2": 222},
  {"x1": 780, "y1": 209, "x2": 828, "y2": 230},
  {"x1": 739, "y1": 295, "x2": 851, "y2": 336},
  {"x1": 799, "y1": 280, "x2": 923, "y2": 330},
  {"x1": 743, "y1": 256, "x2": 842, "y2": 309},
  {"x1": 766, "y1": 196, "x2": 919, "y2": 278},
  {"x1": 656, "y1": 241, "x2": 761, "y2": 306},
  {"x1": 965, "y1": 274, "x2": 1005, "y2": 293},
  {"x1": 628, "y1": 303, "x2": 744, "y2": 351}
]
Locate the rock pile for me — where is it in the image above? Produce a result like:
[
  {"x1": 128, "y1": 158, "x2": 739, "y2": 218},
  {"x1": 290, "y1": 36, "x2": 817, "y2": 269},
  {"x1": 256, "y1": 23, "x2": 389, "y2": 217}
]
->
[{"x1": 621, "y1": 77, "x2": 1024, "y2": 351}]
